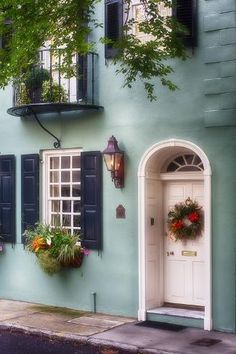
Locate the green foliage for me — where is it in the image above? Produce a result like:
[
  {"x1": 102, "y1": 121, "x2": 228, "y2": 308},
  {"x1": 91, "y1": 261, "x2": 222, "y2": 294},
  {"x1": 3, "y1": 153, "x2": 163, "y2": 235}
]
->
[
  {"x1": 25, "y1": 223, "x2": 85, "y2": 274},
  {"x1": 0, "y1": 0, "x2": 187, "y2": 100},
  {"x1": 113, "y1": 0, "x2": 187, "y2": 100},
  {"x1": 37, "y1": 251, "x2": 61, "y2": 275},
  {"x1": 24, "y1": 67, "x2": 50, "y2": 90},
  {"x1": 0, "y1": 0, "x2": 98, "y2": 86},
  {"x1": 42, "y1": 81, "x2": 68, "y2": 103}
]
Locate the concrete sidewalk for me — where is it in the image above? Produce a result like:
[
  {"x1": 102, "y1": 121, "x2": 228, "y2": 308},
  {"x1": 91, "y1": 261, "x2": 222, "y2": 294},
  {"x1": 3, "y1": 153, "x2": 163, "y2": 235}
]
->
[{"x1": 0, "y1": 299, "x2": 236, "y2": 354}]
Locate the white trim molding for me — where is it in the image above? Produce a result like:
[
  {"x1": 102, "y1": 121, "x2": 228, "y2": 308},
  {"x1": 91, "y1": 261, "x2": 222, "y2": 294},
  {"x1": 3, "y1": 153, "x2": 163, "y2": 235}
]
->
[{"x1": 137, "y1": 139, "x2": 212, "y2": 330}]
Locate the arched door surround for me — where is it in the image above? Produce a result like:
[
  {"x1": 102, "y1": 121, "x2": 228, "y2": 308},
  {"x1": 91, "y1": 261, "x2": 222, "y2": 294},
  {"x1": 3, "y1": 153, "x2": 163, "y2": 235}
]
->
[{"x1": 138, "y1": 139, "x2": 212, "y2": 330}]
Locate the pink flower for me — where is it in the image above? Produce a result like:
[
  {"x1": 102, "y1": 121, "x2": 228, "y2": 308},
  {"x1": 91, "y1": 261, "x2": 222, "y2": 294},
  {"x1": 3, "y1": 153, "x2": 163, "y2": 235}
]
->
[{"x1": 82, "y1": 248, "x2": 91, "y2": 256}]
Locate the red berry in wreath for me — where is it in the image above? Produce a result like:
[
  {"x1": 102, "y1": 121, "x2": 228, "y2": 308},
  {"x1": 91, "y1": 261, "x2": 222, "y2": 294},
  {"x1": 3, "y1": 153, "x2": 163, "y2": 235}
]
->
[{"x1": 188, "y1": 212, "x2": 199, "y2": 223}]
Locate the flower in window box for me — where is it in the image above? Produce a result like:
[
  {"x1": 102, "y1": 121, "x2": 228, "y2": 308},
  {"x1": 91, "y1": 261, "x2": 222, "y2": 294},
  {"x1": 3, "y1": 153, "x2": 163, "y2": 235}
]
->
[
  {"x1": 0, "y1": 241, "x2": 4, "y2": 253},
  {"x1": 24, "y1": 223, "x2": 88, "y2": 275}
]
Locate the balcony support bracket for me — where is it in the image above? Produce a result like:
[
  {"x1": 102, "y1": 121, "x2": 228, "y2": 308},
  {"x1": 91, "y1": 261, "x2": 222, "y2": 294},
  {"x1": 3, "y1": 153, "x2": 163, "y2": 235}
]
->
[{"x1": 29, "y1": 107, "x2": 61, "y2": 149}]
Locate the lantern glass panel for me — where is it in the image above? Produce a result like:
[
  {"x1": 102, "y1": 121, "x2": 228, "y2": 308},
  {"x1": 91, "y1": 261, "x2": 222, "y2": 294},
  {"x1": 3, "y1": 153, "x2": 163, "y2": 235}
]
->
[
  {"x1": 103, "y1": 154, "x2": 113, "y2": 171},
  {"x1": 114, "y1": 153, "x2": 123, "y2": 170}
]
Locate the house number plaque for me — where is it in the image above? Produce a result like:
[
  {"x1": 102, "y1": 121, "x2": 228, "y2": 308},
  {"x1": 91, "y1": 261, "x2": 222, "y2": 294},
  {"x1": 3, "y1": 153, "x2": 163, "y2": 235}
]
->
[{"x1": 182, "y1": 250, "x2": 197, "y2": 257}]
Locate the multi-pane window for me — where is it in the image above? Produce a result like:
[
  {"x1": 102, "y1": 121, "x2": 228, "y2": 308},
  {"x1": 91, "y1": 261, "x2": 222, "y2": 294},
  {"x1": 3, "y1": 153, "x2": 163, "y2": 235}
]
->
[
  {"x1": 165, "y1": 154, "x2": 204, "y2": 172},
  {"x1": 43, "y1": 150, "x2": 82, "y2": 235},
  {"x1": 132, "y1": 1, "x2": 172, "y2": 42}
]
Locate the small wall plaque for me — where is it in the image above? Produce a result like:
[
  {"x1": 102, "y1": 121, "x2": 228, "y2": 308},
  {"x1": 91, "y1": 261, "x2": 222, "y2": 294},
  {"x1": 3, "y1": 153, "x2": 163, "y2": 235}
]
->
[{"x1": 116, "y1": 205, "x2": 126, "y2": 219}]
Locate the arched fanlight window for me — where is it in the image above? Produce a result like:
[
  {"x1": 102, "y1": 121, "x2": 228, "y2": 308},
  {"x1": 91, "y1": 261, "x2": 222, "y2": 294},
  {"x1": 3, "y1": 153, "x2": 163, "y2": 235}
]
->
[{"x1": 166, "y1": 154, "x2": 204, "y2": 172}]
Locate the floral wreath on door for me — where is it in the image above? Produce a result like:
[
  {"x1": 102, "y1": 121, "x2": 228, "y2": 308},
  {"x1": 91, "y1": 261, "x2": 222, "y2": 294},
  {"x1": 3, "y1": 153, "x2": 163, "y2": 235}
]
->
[{"x1": 167, "y1": 198, "x2": 203, "y2": 242}]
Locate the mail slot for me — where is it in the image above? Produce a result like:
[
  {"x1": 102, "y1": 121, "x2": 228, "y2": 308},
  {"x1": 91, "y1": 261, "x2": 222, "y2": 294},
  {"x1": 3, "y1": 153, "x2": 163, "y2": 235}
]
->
[{"x1": 182, "y1": 250, "x2": 197, "y2": 257}]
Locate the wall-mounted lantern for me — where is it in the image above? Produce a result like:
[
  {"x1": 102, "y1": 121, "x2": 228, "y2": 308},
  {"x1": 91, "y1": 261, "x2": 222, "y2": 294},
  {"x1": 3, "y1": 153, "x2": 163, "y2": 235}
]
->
[{"x1": 102, "y1": 135, "x2": 124, "y2": 188}]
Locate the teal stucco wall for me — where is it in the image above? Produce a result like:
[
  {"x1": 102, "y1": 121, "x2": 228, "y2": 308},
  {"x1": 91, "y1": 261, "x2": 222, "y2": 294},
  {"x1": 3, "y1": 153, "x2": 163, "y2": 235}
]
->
[{"x1": 0, "y1": 0, "x2": 236, "y2": 333}]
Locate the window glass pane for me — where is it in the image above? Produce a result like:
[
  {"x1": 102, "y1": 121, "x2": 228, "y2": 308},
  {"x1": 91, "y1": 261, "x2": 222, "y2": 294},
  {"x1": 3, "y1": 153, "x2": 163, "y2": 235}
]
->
[
  {"x1": 199, "y1": 163, "x2": 204, "y2": 170},
  {"x1": 51, "y1": 214, "x2": 60, "y2": 227},
  {"x1": 50, "y1": 157, "x2": 59, "y2": 169},
  {"x1": 50, "y1": 185, "x2": 59, "y2": 197},
  {"x1": 72, "y1": 184, "x2": 81, "y2": 197},
  {"x1": 61, "y1": 171, "x2": 70, "y2": 182},
  {"x1": 61, "y1": 156, "x2": 70, "y2": 169},
  {"x1": 194, "y1": 155, "x2": 201, "y2": 165},
  {"x1": 62, "y1": 214, "x2": 71, "y2": 227},
  {"x1": 50, "y1": 171, "x2": 59, "y2": 183},
  {"x1": 73, "y1": 201, "x2": 80, "y2": 213},
  {"x1": 63, "y1": 200, "x2": 71, "y2": 212},
  {"x1": 52, "y1": 200, "x2": 60, "y2": 212},
  {"x1": 174, "y1": 156, "x2": 184, "y2": 165},
  {"x1": 184, "y1": 154, "x2": 194, "y2": 164},
  {"x1": 72, "y1": 170, "x2": 80, "y2": 182},
  {"x1": 61, "y1": 185, "x2": 70, "y2": 197},
  {"x1": 73, "y1": 215, "x2": 80, "y2": 227},
  {"x1": 72, "y1": 156, "x2": 80, "y2": 168},
  {"x1": 167, "y1": 162, "x2": 178, "y2": 172}
]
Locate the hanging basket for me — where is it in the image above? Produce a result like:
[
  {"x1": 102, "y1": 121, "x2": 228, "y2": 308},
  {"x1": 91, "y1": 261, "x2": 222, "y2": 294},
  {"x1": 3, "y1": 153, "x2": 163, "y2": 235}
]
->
[
  {"x1": 60, "y1": 252, "x2": 84, "y2": 268},
  {"x1": 167, "y1": 197, "x2": 203, "y2": 242}
]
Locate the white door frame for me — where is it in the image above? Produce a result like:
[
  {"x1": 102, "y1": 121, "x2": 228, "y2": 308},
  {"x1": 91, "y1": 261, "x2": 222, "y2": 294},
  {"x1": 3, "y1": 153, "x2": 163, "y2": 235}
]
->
[{"x1": 137, "y1": 139, "x2": 212, "y2": 330}]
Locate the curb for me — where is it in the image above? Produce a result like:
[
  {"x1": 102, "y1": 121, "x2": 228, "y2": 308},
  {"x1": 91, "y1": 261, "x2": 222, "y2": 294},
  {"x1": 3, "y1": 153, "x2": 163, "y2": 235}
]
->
[{"x1": 0, "y1": 324, "x2": 178, "y2": 354}]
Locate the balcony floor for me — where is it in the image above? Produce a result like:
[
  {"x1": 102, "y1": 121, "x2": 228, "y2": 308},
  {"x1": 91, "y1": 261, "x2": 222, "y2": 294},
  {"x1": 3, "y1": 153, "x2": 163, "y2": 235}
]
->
[{"x1": 7, "y1": 102, "x2": 104, "y2": 117}]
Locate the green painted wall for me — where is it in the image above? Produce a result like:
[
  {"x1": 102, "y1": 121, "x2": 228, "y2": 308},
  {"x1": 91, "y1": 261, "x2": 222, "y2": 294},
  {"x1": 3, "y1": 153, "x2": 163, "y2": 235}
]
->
[{"x1": 0, "y1": 0, "x2": 236, "y2": 333}]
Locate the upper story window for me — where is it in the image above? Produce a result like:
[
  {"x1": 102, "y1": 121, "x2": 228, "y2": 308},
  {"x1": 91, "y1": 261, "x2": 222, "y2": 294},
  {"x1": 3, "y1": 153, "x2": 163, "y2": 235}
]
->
[
  {"x1": 43, "y1": 149, "x2": 82, "y2": 235},
  {"x1": 105, "y1": 0, "x2": 197, "y2": 59},
  {"x1": 132, "y1": 0, "x2": 172, "y2": 42},
  {"x1": 165, "y1": 154, "x2": 204, "y2": 172}
]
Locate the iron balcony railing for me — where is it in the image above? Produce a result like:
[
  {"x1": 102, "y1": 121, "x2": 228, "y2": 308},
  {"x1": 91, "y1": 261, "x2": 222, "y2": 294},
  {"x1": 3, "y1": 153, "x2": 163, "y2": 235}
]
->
[{"x1": 13, "y1": 49, "x2": 98, "y2": 107}]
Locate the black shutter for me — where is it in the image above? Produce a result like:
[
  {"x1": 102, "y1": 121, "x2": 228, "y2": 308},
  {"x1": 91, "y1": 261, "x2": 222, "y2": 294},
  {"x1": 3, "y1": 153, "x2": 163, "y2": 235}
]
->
[
  {"x1": 0, "y1": 18, "x2": 12, "y2": 50},
  {"x1": 0, "y1": 155, "x2": 16, "y2": 243},
  {"x1": 77, "y1": 55, "x2": 88, "y2": 102},
  {"x1": 21, "y1": 154, "x2": 39, "y2": 239},
  {"x1": 105, "y1": 0, "x2": 123, "y2": 59},
  {"x1": 81, "y1": 151, "x2": 102, "y2": 250},
  {"x1": 175, "y1": 0, "x2": 197, "y2": 47}
]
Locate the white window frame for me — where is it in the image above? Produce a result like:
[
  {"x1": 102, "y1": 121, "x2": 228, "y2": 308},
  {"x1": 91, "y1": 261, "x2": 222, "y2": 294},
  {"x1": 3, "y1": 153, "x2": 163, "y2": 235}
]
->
[{"x1": 42, "y1": 148, "x2": 82, "y2": 234}]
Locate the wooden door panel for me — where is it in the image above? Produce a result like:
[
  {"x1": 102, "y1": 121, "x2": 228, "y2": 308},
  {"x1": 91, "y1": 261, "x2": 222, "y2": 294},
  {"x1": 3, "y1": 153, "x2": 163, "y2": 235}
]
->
[{"x1": 164, "y1": 180, "x2": 205, "y2": 306}]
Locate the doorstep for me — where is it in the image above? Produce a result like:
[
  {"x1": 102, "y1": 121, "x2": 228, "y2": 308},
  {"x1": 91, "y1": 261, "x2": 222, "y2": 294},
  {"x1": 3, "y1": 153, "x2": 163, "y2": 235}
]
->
[{"x1": 147, "y1": 306, "x2": 204, "y2": 329}]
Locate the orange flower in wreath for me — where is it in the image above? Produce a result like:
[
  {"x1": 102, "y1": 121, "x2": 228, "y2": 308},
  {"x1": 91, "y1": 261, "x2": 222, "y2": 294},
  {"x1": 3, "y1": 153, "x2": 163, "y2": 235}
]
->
[{"x1": 172, "y1": 220, "x2": 184, "y2": 231}]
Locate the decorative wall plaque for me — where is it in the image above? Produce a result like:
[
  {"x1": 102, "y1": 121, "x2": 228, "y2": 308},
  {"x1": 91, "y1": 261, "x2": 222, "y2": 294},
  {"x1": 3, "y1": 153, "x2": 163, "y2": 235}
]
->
[{"x1": 116, "y1": 205, "x2": 126, "y2": 219}]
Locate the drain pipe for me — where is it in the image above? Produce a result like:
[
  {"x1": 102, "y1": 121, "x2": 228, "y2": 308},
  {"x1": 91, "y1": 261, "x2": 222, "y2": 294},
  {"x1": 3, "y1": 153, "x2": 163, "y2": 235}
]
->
[{"x1": 91, "y1": 292, "x2": 97, "y2": 313}]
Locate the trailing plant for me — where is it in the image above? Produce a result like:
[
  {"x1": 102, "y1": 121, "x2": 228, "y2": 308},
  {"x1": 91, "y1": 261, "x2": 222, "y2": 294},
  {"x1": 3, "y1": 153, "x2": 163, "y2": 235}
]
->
[
  {"x1": 167, "y1": 198, "x2": 203, "y2": 242},
  {"x1": 24, "y1": 223, "x2": 88, "y2": 275},
  {"x1": 0, "y1": 0, "x2": 187, "y2": 101}
]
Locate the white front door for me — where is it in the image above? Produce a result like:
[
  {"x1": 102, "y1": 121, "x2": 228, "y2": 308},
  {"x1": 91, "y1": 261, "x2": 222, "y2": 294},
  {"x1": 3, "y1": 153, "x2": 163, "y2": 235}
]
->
[{"x1": 163, "y1": 180, "x2": 205, "y2": 307}]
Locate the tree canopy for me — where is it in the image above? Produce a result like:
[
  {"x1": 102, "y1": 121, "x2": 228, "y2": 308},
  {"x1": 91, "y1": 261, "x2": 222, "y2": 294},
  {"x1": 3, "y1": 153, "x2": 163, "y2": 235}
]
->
[{"x1": 0, "y1": 0, "x2": 187, "y2": 100}]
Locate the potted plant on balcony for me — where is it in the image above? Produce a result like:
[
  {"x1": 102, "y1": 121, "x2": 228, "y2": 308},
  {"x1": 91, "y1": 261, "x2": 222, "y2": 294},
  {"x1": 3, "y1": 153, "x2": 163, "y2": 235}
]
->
[
  {"x1": 16, "y1": 69, "x2": 68, "y2": 105},
  {"x1": 24, "y1": 223, "x2": 88, "y2": 275},
  {"x1": 25, "y1": 67, "x2": 50, "y2": 103}
]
